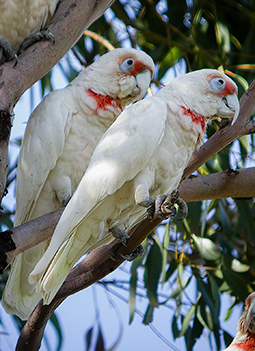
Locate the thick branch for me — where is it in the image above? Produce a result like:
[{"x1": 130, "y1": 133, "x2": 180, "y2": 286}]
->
[
  {"x1": 179, "y1": 167, "x2": 255, "y2": 202},
  {"x1": 0, "y1": 209, "x2": 63, "y2": 272},
  {"x1": 2, "y1": 167, "x2": 255, "y2": 272},
  {"x1": 16, "y1": 217, "x2": 162, "y2": 351},
  {"x1": 12, "y1": 76, "x2": 255, "y2": 350},
  {"x1": 0, "y1": 0, "x2": 115, "y2": 202},
  {"x1": 17, "y1": 163, "x2": 255, "y2": 349}
]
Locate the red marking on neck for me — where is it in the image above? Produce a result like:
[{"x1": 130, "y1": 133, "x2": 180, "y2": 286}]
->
[
  {"x1": 86, "y1": 89, "x2": 122, "y2": 111},
  {"x1": 182, "y1": 107, "x2": 206, "y2": 133},
  {"x1": 236, "y1": 334, "x2": 255, "y2": 350}
]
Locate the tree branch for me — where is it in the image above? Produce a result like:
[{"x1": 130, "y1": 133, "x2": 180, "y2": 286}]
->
[
  {"x1": 16, "y1": 218, "x2": 162, "y2": 351},
  {"x1": 2, "y1": 167, "x2": 255, "y2": 273},
  {"x1": 179, "y1": 167, "x2": 255, "y2": 202},
  {"x1": 0, "y1": 209, "x2": 63, "y2": 272},
  {"x1": 16, "y1": 168, "x2": 255, "y2": 349},
  {"x1": 13, "y1": 77, "x2": 255, "y2": 349},
  {"x1": 0, "y1": 0, "x2": 115, "y2": 202}
]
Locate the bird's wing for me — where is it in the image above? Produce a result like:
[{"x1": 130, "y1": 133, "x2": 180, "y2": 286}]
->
[
  {"x1": 30, "y1": 96, "x2": 167, "y2": 276},
  {"x1": 15, "y1": 89, "x2": 73, "y2": 225}
]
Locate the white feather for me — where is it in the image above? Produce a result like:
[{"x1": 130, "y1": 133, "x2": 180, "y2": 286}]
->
[
  {"x1": 0, "y1": 0, "x2": 58, "y2": 52},
  {"x1": 29, "y1": 69, "x2": 240, "y2": 305},
  {"x1": 2, "y1": 48, "x2": 155, "y2": 320}
]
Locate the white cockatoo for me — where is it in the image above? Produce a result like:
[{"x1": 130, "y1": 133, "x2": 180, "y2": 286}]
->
[
  {"x1": 2, "y1": 48, "x2": 155, "y2": 320},
  {"x1": 28, "y1": 69, "x2": 240, "y2": 307},
  {"x1": 222, "y1": 292, "x2": 255, "y2": 351},
  {"x1": 0, "y1": 0, "x2": 58, "y2": 64}
]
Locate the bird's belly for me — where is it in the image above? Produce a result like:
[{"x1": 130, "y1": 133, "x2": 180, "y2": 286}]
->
[
  {"x1": 46, "y1": 114, "x2": 110, "y2": 207},
  {"x1": 0, "y1": 0, "x2": 58, "y2": 51}
]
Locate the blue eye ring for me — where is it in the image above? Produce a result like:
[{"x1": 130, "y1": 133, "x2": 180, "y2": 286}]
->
[
  {"x1": 119, "y1": 58, "x2": 135, "y2": 72},
  {"x1": 209, "y1": 77, "x2": 226, "y2": 93}
]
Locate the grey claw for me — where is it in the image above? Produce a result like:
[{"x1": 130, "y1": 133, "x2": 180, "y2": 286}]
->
[
  {"x1": 18, "y1": 30, "x2": 55, "y2": 55},
  {"x1": 119, "y1": 245, "x2": 145, "y2": 261},
  {"x1": 108, "y1": 243, "x2": 144, "y2": 261},
  {"x1": 109, "y1": 226, "x2": 130, "y2": 245},
  {"x1": 175, "y1": 197, "x2": 188, "y2": 220},
  {"x1": 0, "y1": 38, "x2": 17, "y2": 65},
  {"x1": 141, "y1": 190, "x2": 188, "y2": 221},
  {"x1": 108, "y1": 243, "x2": 122, "y2": 261}
]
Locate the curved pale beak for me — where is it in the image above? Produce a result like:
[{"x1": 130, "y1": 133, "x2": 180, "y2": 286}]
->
[
  {"x1": 217, "y1": 93, "x2": 240, "y2": 125},
  {"x1": 135, "y1": 69, "x2": 152, "y2": 100},
  {"x1": 244, "y1": 296, "x2": 255, "y2": 334}
]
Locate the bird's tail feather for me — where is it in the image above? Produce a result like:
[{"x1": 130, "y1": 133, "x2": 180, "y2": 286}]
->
[{"x1": 2, "y1": 241, "x2": 49, "y2": 320}]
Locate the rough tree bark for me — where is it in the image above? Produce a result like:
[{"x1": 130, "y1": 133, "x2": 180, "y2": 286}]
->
[
  {"x1": 14, "y1": 78, "x2": 255, "y2": 350},
  {"x1": 0, "y1": 0, "x2": 115, "y2": 203},
  {"x1": 1, "y1": 167, "x2": 255, "y2": 273},
  {"x1": 0, "y1": 1, "x2": 254, "y2": 348}
]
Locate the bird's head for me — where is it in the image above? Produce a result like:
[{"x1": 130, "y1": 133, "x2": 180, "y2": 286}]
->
[
  {"x1": 82, "y1": 48, "x2": 155, "y2": 107},
  {"x1": 169, "y1": 69, "x2": 240, "y2": 125},
  {"x1": 240, "y1": 292, "x2": 255, "y2": 335},
  {"x1": 225, "y1": 292, "x2": 255, "y2": 351}
]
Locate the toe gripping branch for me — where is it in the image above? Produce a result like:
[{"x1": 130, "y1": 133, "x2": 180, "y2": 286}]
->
[
  {"x1": 108, "y1": 190, "x2": 188, "y2": 262},
  {"x1": 108, "y1": 226, "x2": 145, "y2": 262},
  {"x1": 143, "y1": 189, "x2": 188, "y2": 221},
  {"x1": 0, "y1": 38, "x2": 17, "y2": 65},
  {"x1": 18, "y1": 30, "x2": 55, "y2": 55}
]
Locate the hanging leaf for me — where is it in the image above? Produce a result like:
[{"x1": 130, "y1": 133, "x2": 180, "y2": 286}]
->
[
  {"x1": 143, "y1": 303, "x2": 154, "y2": 325},
  {"x1": 95, "y1": 325, "x2": 105, "y2": 351},
  {"x1": 179, "y1": 304, "x2": 196, "y2": 337},
  {"x1": 50, "y1": 313, "x2": 63, "y2": 351},
  {"x1": 144, "y1": 240, "x2": 163, "y2": 307},
  {"x1": 85, "y1": 327, "x2": 93, "y2": 351}
]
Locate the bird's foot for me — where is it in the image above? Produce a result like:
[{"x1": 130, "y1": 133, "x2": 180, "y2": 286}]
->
[
  {"x1": 18, "y1": 30, "x2": 55, "y2": 55},
  {"x1": 0, "y1": 38, "x2": 17, "y2": 65},
  {"x1": 109, "y1": 226, "x2": 130, "y2": 246},
  {"x1": 62, "y1": 194, "x2": 72, "y2": 207},
  {"x1": 139, "y1": 189, "x2": 188, "y2": 221},
  {"x1": 109, "y1": 226, "x2": 145, "y2": 261}
]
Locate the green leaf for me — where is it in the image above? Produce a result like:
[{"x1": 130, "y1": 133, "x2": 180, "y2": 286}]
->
[
  {"x1": 235, "y1": 199, "x2": 255, "y2": 242},
  {"x1": 95, "y1": 325, "x2": 105, "y2": 351},
  {"x1": 166, "y1": 276, "x2": 192, "y2": 301},
  {"x1": 179, "y1": 304, "x2": 196, "y2": 337},
  {"x1": 143, "y1": 303, "x2": 154, "y2": 325},
  {"x1": 164, "y1": 259, "x2": 178, "y2": 282},
  {"x1": 129, "y1": 264, "x2": 138, "y2": 324},
  {"x1": 223, "y1": 330, "x2": 234, "y2": 348},
  {"x1": 187, "y1": 202, "x2": 202, "y2": 235},
  {"x1": 222, "y1": 268, "x2": 249, "y2": 301},
  {"x1": 218, "y1": 201, "x2": 234, "y2": 238},
  {"x1": 197, "y1": 304, "x2": 213, "y2": 331},
  {"x1": 85, "y1": 327, "x2": 93, "y2": 351},
  {"x1": 161, "y1": 222, "x2": 170, "y2": 284},
  {"x1": 50, "y1": 313, "x2": 63, "y2": 351},
  {"x1": 208, "y1": 275, "x2": 221, "y2": 318},
  {"x1": 196, "y1": 276, "x2": 219, "y2": 324},
  {"x1": 171, "y1": 315, "x2": 179, "y2": 340},
  {"x1": 144, "y1": 240, "x2": 163, "y2": 307},
  {"x1": 186, "y1": 315, "x2": 204, "y2": 351}
]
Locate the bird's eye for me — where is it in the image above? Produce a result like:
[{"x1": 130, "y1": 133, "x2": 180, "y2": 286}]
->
[
  {"x1": 209, "y1": 77, "x2": 226, "y2": 92},
  {"x1": 119, "y1": 58, "x2": 135, "y2": 71}
]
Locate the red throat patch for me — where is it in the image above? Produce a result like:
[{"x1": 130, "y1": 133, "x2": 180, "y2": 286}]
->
[
  {"x1": 86, "y1": 89, "x2": 122, "y2": 112},
  {"x1": 236, "y1": 334, "x2": 255, "y2": 350},
  {"x1": 181, "y1": 107, "x2": 206, "y2": 133}
]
